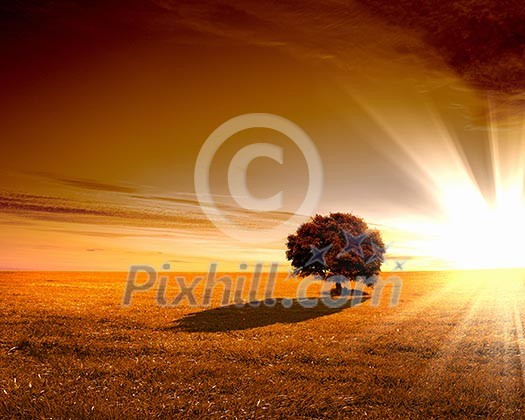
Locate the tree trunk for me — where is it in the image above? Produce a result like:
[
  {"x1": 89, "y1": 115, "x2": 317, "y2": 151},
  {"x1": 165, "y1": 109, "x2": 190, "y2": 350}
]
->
[{"x1": 333, "y1": 282, "x2": 342, "y2": 296}]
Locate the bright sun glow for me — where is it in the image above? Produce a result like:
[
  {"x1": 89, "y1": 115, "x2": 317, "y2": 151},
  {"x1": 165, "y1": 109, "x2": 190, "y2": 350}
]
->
[
  {"x1": 349, "y1": 90, "x2": 525, "y2": 270},
  {"x1": 430, "y1": 193, "x2": 525, "y2": 269},
  {"x1": 425, "y1": 109, "x2": 525, "y2": 270}
]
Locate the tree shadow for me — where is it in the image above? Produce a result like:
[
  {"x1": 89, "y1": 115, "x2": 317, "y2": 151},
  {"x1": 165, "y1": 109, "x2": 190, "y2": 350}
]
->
[{"x1": 167, "y1": 290, "x2": 370, "y2": 332}]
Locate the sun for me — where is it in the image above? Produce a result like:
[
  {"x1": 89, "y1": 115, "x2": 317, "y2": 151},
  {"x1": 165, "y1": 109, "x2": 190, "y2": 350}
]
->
[
  {"x1": 437, "y1": 214, "x2": 524, "y2": 270},
  {"x1": 428, "y1": 184, "x2": 525, "y2": 270},
  {"x1": 354, "y1": 93, "x2": 525, "y2": 271}
]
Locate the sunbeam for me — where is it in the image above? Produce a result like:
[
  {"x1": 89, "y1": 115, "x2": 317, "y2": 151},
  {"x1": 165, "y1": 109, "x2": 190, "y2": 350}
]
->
[
  {"x1": 343, "y1": 80, "x2": 525, "y2": 269},
  {"x1": 430, "y1": 104, "x2": 525, "y2": 269}
]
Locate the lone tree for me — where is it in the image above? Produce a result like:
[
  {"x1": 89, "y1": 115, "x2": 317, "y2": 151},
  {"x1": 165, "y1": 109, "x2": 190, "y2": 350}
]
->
[{"x1": 286, "y1": 212, "x2": 385, "y2": 295}]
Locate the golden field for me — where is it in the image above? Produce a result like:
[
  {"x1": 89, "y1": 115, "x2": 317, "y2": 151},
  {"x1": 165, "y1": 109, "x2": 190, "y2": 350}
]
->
[{"x1": 1, "y1": 269, "x2": 525, "y2": 418}]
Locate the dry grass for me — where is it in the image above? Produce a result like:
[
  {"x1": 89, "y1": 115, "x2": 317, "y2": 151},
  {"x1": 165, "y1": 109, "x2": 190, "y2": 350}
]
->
[{"x1": 1, "y1": 269, "x2": 525, "y2": 418}]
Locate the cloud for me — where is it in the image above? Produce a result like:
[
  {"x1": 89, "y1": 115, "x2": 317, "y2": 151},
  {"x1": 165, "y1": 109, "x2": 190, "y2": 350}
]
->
[
  {"x1": 0, "y1": 185, "x2": 296, "y2": 235},
  {"x1": 150, "y1": 0, "x2": 525, "y2": 119},
  {"x1": 0, "y1": 193, "x2": 111, "y2": 217},
  {"x1": 357, "y1": 0, "x2": 525, "y2": 95},
  {"x1": 131, "y1": 194, "x2": 203, "y2": 207},
  {"x1": 32, "y1": 172, "x2": 138, "y2": 194},
  {"x1": 57, "y1": 178, "x2": 137, "y2": 194},
  {"x1": 5, "y1": 0, "x2": 525, "y2": 100},
  {"x1": 0, "y1": 191, "x2": 209, "y2": 229}
]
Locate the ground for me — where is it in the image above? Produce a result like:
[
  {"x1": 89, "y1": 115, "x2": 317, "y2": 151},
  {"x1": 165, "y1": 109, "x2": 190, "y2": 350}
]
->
[{"x1": 1, "y1": 269, "x2": 525, "y2": 418}]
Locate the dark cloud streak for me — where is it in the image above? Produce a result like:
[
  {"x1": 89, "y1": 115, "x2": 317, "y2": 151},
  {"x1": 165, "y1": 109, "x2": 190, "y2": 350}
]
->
[{"x1": 359, "y1": 0, "x2": 525, "y2": 95}]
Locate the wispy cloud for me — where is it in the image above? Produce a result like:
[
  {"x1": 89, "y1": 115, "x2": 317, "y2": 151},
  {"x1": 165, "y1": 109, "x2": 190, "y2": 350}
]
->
[
  {"x1": 0, "y1": 169, "x2": 297, "y2": 233},
  {"x1": 0, "y1": 192, "x2": 111, "y2": 217},
  {"x1": 31, "y1": 172, "x2": 139, "y2": 194}
]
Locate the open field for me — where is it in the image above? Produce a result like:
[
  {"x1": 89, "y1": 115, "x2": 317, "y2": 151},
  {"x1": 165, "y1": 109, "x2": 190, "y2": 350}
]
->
[{"x1": 1, "y1": 269, "x2": 525, "y2": 418}]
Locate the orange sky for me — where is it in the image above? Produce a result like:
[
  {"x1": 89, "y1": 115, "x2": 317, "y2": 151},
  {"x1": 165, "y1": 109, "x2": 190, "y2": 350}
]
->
[{"x1": 1, "y1": 1, "x2": 524, "y2": 271}]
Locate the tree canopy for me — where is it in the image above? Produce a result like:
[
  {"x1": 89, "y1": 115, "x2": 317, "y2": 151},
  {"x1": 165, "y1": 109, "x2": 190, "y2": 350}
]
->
[{"x1": 286, "y1": 213, "x2": 385, "y2": 283}]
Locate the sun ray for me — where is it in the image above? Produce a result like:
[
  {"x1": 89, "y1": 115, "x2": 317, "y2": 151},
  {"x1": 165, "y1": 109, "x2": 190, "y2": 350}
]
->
[{"x1": 341, "y1": 82, "x2": 525, "y2": 269}]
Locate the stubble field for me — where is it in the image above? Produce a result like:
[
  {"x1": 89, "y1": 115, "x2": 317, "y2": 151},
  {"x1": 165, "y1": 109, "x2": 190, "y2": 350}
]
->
[{"x1": 1, "y1": 269, "x2": 525, "y2": 418}]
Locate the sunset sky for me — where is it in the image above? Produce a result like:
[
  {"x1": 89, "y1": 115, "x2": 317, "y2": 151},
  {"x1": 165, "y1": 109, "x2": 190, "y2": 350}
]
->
[{"x1": 1, "y1": 1, "x2": 525, "y2": 271}]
